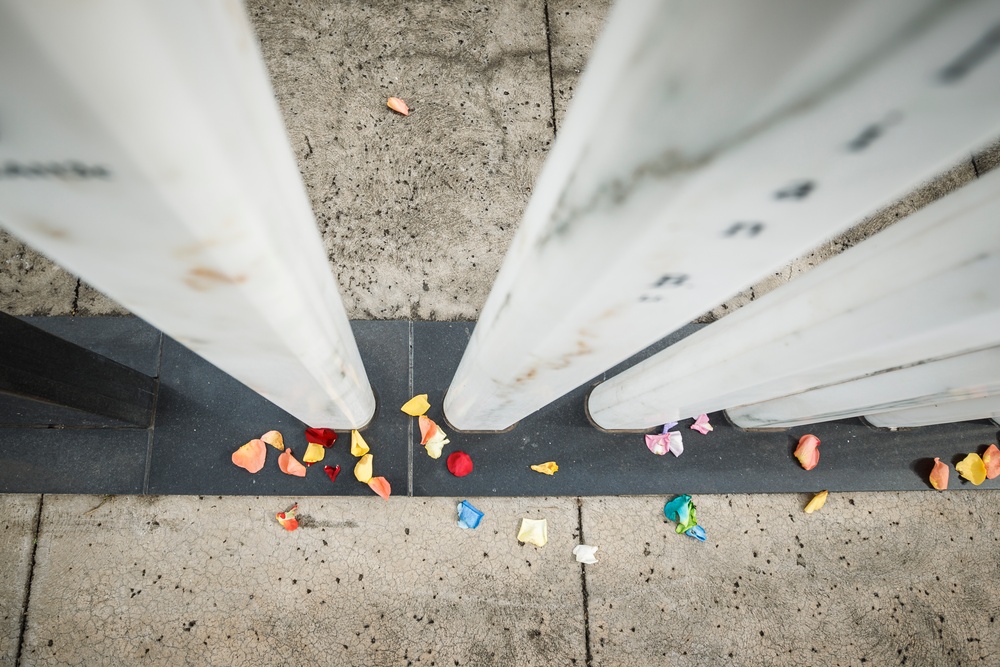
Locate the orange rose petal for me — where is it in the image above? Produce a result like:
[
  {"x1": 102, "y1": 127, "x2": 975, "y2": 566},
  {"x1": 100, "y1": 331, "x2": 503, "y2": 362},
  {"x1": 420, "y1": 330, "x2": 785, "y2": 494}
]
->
[
  {"x1": 929, "y1": 457, "x2": 949, "y2": 490},
  {"x1": 794, "y1": 434, "x2": 821, "y2": 471},
  {"x1": 261, "y1": 430, "x2": 284, "y2": 450},
  {"x1": 982, "y1": 444, "x2": 1000, "y2": 480},
  {"x1": 232, "y1": 439, "x2": 266, "y2": 474},
  {"x1": 418, "y1": 415, "x2": 438, "y2": 445},
  {"x1": 278, "y1": 448, "x2": 307, "y2": 477},
  {"x1": 276, "y1": 503, "x2": 299, "y2": 531},
  {"x1": 368, "y1": 476, "x2": 391, "y2": 500},
  {"x1": 387, "y1": 96, "x2": 410, "y2": 116}
]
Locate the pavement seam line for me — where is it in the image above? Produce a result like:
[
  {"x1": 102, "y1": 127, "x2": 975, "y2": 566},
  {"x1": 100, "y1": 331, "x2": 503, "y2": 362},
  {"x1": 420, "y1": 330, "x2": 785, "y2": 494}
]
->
[
  {"x1": 14, "y1": 494, "x2": 44, "y2": 667},
  {"x1": 142, "y1": 332, "x2": 165, "y2": 494},
  {"x1": 543, "y1": 0, "x2": 558, "y2": 137},
  {"x1": 577, "y1": 497, "x2": 593, "y2": 667},
  {"x1": 407, "y1": 320, "x2": 414, "y2": 496}
]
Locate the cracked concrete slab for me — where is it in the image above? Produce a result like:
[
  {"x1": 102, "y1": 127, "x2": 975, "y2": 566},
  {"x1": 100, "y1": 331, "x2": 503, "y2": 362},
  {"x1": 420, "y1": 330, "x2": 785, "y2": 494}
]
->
[
  {"x1": 75, "y1": 281, "x2": 129, "y2": 317},
  {"x1": 19, "y1": 495, "x2": 585, "y2": 666},
  {"x1": 0, "y1": 494, "x2": 39, "y2": 666},
  {"x1": 581, "y1": 493, "x2": 1000, "y2": 666},
  {"x1": 548, "y1": 0, "x2": 612, "y2": 129},
  {"x1": 248, "y1": 0, "x2": 553, "y2": 321},
  {"x1": 0, "y1": 233, "x2": 76, "y2": 316}
]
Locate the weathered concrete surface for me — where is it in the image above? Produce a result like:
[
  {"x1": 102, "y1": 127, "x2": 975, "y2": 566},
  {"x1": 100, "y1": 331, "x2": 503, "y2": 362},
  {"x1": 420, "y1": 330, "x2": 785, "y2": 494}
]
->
[
  {"x1": 0, "y1": 235, "x2": 76, "y2": 316},
  {"x1": 18, "y1": 495, "x2": 584, "y2": 666},
  {"x1": 582, "y1": 493, "x2": 1000, "y2": 666},
  {"x1": 248, "y1": 0, "x2": 553, "y2": 321},
  {"x1": 548, "y1": 0, "x2": 613, "y2": 129},
  {"x1": 75, "y1": 281, "x2": 128, "y2": 316},
  {"x1": 0, "y1": 495, "x2": 39, "y2": 666}
]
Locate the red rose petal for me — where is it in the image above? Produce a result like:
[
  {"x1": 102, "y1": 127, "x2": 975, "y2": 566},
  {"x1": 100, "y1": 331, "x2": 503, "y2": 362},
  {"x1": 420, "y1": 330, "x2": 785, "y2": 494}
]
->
[
  {"x1": 305, "y1": 427, "x2": 338, "y2": 448},
  {"x1": 794, "y1": 434, "x2": 821, "y2": 471},
  {"x1": 323, "y1": 464, "x2": 341, "y2": 483},
  {"x1": 447, "y1": 451, "x2": 474, "y2": 477}
]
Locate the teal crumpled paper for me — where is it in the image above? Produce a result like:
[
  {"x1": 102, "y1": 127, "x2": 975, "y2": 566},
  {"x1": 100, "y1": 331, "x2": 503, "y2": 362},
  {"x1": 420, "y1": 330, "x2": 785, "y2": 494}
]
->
[{"x1": 664, "y1": 494, "x2": 706, "y2": 541}]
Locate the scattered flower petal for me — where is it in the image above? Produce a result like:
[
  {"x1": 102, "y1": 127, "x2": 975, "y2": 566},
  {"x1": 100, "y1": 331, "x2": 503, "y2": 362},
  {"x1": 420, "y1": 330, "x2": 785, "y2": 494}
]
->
[
  {"x1": 804, "y1": 490, "x2": 829, "y2": 514},
  {"x1": 794, "y1": 434, "x2": 821, "y2": 471},
  {"x1": 667, "y1": 432, "x2": 683, "y2": 457},
  {"x1": 457, "y1": 500, "x2": 484, "y2": 529},
  {"x1": 323, "y1": 465, "x2": 341, "y2": 483},
  {"x1": 982, "y1": 444, "x2": 1000, "y2": 480},
  {"x1": 418, "y1": 415, "x2": 440, "y2": 443},
  {"x1": 368, "y1": 476, "x2": 391, "y2": 500},
  {"x1": 305, "y1": 427, "x2": 337, "y2": 448},
  {"x1": 447, "y1": 451, "x2": 474, "y2": 477},
  {"x1": 419, "y1": 416, "x2": 450, "y2": 458},
  {"x1": 956, "y1": 452, "x2": 987, "y2": 485},
  {"x1": 387, "y1": 96, "x2": 410, "y2": 116},
  {"x1": 354, "y1": 453, "x2": 373, "y2": 483},
  {"x1": 690, "y1": 414, "x2": 713, "y2": 435},
  {"x1": 573, "y1": 544, "x2": 599, "y2": 564},
  {"x1": 231, "y1": 439, "x2": 266, "y2": 474},
  {"x1": 278, "y1": 448, "x2": 307, "y2": 477},
  {"x1": 276, "y1": 503, "x2": 299, "y2": 531},
  {"x1": 401, "y1": 394, "x2": 430, "y2": 416},
  {"x1": 351, "y1": 430, "x2": 370, "y2": 457},
  {"x1": 261, "y1": 430, "x2": 284, "y2": 450},
  {"x1": 303, "y1": 441, "x2": 326, "y2": 464},
  {"x1": 530, "y1": 461, "x2": 559, "y2": 475},
  {"x1": 661, "y1": 421, "x2": 678, "y2": 434},
  {"x1": 517, "y1": 518, "x2": 548, "y2": 547},
  {"x1": 929, "y1": 457, "x2": 949, "y2": 490},
  {"x1": 645, "y1": 434, "x2": 669, "y2": 456},
  {"x1": 684, "y1": 525, "x2": 707, "y2": 541}
]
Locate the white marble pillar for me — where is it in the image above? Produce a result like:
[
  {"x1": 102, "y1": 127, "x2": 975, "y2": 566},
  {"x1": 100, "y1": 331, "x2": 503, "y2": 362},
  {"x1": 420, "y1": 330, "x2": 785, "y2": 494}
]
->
[
  {"x1": 0, "y1": 1, "x2": 375, "y2": 428},
  {"x1": 445, "y1": 0, "x2": 1000, "y2": 431},
  {"x1": 865, "y1": 396, "x2": 1000, "y2": 429},
  {"x1": 589, "y1": 167, "x2": 1000, "y2": 430}
]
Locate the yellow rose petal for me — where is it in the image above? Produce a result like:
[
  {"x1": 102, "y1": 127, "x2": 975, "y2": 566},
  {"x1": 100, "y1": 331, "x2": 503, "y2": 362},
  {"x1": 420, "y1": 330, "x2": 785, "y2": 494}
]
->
[
  {"x1": 530, "y1": 461, "x2": 558, "y2": 475},
  {"x1": 302, "y1": 441, "x2": 326, "y2": 464},
  {"x1": 351, "y1": 430, "x2": 370, "y2": 457},
  {"x1": 803, "y1": 490, "x2": 828, "y2": 514},
  {"x1": 354, "y1": 453, "x2": 373, "y2": 483},
  {"x1": 956, "y1": 453, "x2": 987, "y2": 485},
  {"x1": 401, "y1": 394, "x2": 431, "y2": 416}
]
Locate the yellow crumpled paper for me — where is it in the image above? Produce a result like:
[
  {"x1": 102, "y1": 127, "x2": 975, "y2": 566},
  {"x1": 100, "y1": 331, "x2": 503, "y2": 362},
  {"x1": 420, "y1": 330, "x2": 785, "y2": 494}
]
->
[{"x1": 530, "y1": 461, "x2": 558, "y2": 476}]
